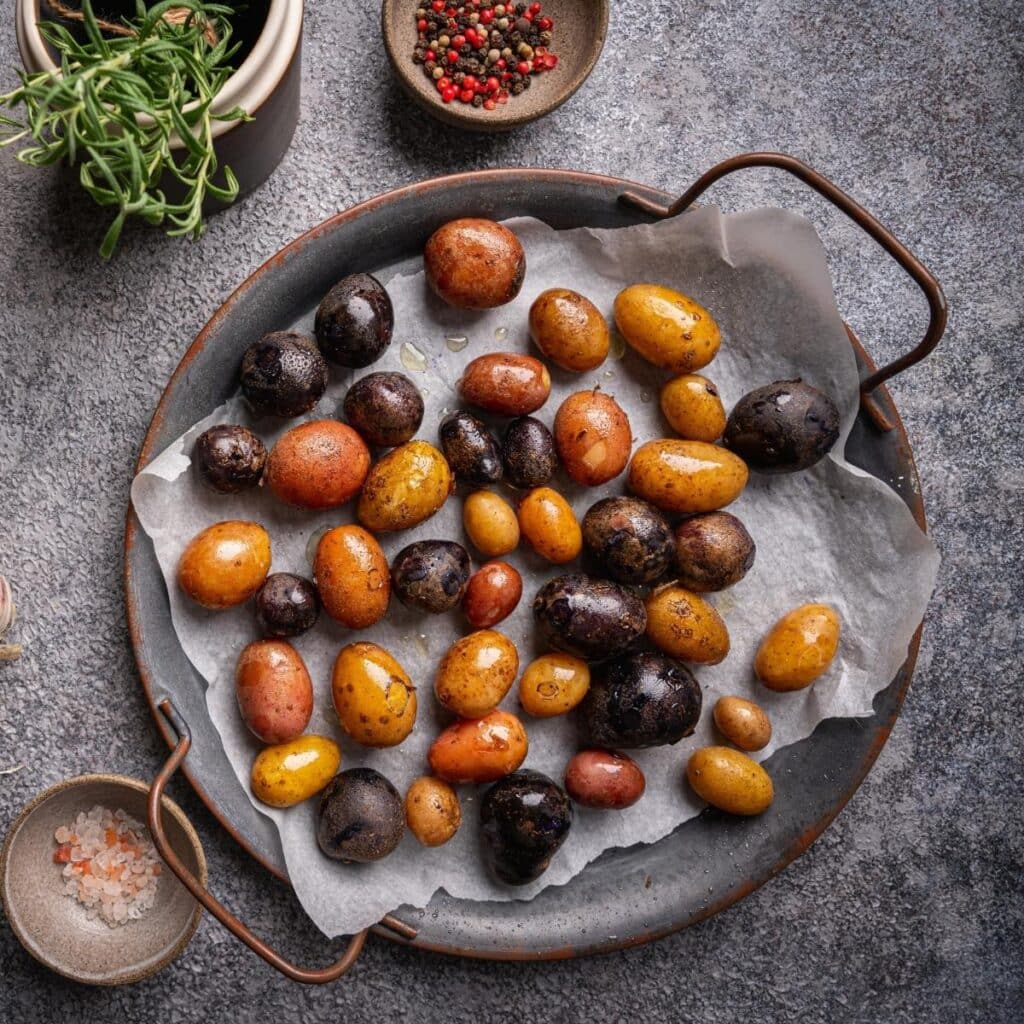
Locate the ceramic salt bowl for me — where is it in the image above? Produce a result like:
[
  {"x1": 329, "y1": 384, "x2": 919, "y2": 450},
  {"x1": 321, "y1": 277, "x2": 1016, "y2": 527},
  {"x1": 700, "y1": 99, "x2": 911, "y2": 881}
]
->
[
  {"x1": 382, "y1": 0, "x2": 609, "y2": 131},
  {"x1": 0, "y1": 774, "x2": 205, "y2": 985}
]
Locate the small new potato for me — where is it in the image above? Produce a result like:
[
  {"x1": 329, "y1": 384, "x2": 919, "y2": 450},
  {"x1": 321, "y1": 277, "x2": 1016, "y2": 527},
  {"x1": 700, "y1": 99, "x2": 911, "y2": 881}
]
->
[
  {"x1": 517, "y1": 487, "x2": 583, "y2": 563},
  {"x1": 428, "y1": 710, "x2": 529, "y2": 784},
  {"x1": 255, "y1": 573, "x2": 319, "y2": 637},
  {"x1": 317, "y1": 768, "x2": 405, "y2": 862},
  {"x1": 405, "y1": 776, "x2": 462, "y2": 847},
  {"x1": 529, "y1": 288, "x2": 610, "y2": 372},
  {"x1": 660, "y1": 374, "x2": 727, "y2": 441},
  {"x1": 251, "y1": 735, "x2": 340, "y2": 809},
  {"x1": 554, "y1": 390, "x2": 632, "y2": 487},
  {"x1": 240, "y1": 331, "x2": 328, "y2": 418},
  {"x1": 459, "y1": 354, "x2": 552, "y2": 417},
  {"x1": 463, "y1": 561, "x2": 523, "y2": 629},
  {"x1": 177, "y1": 520, "x2": 271, "y2": 609},
  {"x1": 435, "y1": 630, "x2": 519, "y2": 718},
  {"x1": 628, "y1": 439, "x2": 748, "y2": 514},
  {"x1": 357, "y1": 440, "x2": 453, "y2": 532},
  {"x1": 332, "y1": 641, "x2": 417, "y2": 747},
  {"x1": 439, "y1": 411, "x2": 504, "y2": 485},
  {"x1": 564, "y1": 750, "x2": 646, "y2": 809},
  {"x1": 686, "y1": 746, "x2": 774, "y2": 815},
  {"x1": 713, "y1": 696, "x2": 772, "y2": 752},
  {"x1": 614, "y1": 284, "x2": 721, "y2": 372},
  {"x1": 501, "y1": 416, "x2": 558, "y2": 489},
  {"x1": 235, "y1": 640, "x2": 313, "y2": 745},
  {"x1": 519, "y1": 653, "x2": 590, "y2": 718},
  {"x1": 193, "y1": 424, "x2": 267, "y2": 494},
  {"x1": 391, "y1": 540, "x2": 471, "y2": 614},
  {"x1": 755, "y1": 603, "x2": 841, "y2": 691},
  {"x1": 582, "y1": 496, "x2": 674, "y2": 586},
  {"x1": 315, "y1": 273, "x2": 394, "y2": 369},
  {"x1": 645, "y1": 585, "x2": 730, "y2": 665},
  {"x1": 463, "y1": 490, "x2": 520, "y2": 557},
  {"x1": 425, "y1": 218, "x2": 526, "y2": 310},
  {"x1": 343, "y1": 371, "x2": 424, "y2": 447},
  {"x1": 674, "y1": 511, "x2": 756, "y2": 592},
  {"x1": 314, "y1": 525, "x2": 390, "y2": 628},
  {"x1": 266, "y1": 420, "x2": 371, "y2": 510}
]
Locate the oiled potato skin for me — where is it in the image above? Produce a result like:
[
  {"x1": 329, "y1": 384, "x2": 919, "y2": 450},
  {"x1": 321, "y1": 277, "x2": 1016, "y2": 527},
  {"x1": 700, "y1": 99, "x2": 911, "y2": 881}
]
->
[
  {"x1": 459, "y1": 354, "x2": 552, "y2": 417},
  {"x1": 428, "y1": 710, "x2": 529, "y2": 784},
  {"x1": 435, "y1": 630, "x2": 519, "y2": 718},
  {"x1": 235, "y1": 640, "x2": 314, "y2": 745},
  {"x1": 518, "y1": 653, "x2": 590, "y2": 718},
  {"x1": 425, "y1": 218, "x2": 526, "y2": 310},
  {"x1": 357, "y1": 440, "x2": 453, "y2": 532},
  {"x1": 177, "y1": 520, "x2": 271, "y2": 609},
  {"x1": 582, "y1": 496, "x2": 674, "y2": 586},
  {"x1": 554, "y1": 391, "x2": 632, "y2": 486},
  {"x1": 343, "y1": 371, "x2": 424, "y2": 447},
  {"x1": 686, "y1": 746, "x2": 774, "y2": 815},
  {"x1": 332, "y1": 641, "x2": 417, "y2": 747},
  {"x1": 463, "y1": 561, "x2": 523, "y2": 629},
  {"x1": 755, "y1": 603, "x2": 840, "y2": 690},
  {"x1": 517, "y1": 487, "x2": 582, "y2": 563},
  {"x1": 628, "y1": 439, "x2": 748, "y2": 513},
  {"x1": 405, "y1": 776, "x2": 461, "y2": 847},
  {"x1": 529, "y1": 288, "x2": 610, "y2": 371},
  {"x1": 565, "y1": 749, "x2": 645, "y2": 809},
  {"x1": 463, "y1": 489, "x2": 520, "y2": 557},
  {"x1": 314, "y1": 525, "x2": 390, "y2": 628},
  {"x1": 266, "y1": 420, "x2": 371, "y2": 510},
  {"x1": 660, "y1": 373, "x2": 727, "y2": 441},
  {"x1": 251, "y1": 735, "x2": 341, "y2": 808},
  {"x1": 645, "y1": 585, "x2": 731, "y2": 665},
  {"x1": 713, "y1": 696, "x2": 772, "y2": 752},
  {"x1": 614, "y1": 284, "x2": 721, "y2": 372},
  {"x1": 673, "y1": 511, "x2": 756, "y2": 592}
]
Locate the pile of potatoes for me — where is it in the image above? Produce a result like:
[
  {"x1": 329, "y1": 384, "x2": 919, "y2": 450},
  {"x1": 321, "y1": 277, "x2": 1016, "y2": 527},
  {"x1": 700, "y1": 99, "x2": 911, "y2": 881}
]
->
[{"x1": 174, "y1": 217, "x2": 845, "y2": 882}]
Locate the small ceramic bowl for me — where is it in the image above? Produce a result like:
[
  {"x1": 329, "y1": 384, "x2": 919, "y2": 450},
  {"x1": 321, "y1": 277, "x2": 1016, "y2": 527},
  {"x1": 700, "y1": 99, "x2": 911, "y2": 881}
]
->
[
  {"x1": 382, "y1": 0, "x2": 609, "y2": 132},
  {"x1": 0, "y1": 774, "x2": 206, "y2": 986}
]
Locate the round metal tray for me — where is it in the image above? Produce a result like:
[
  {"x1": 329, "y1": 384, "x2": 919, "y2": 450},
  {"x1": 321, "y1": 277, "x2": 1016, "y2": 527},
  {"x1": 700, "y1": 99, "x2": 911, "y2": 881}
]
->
[{"x1": 125, "y1": 156, "x2": 944, "y2": 973}]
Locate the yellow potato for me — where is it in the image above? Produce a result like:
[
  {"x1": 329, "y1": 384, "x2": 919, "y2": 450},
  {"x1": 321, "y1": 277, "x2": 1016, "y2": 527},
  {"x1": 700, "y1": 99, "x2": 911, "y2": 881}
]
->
[
  {"x1": 686, "y1": 746, "x2": 773, "y2": 815},
  {"x1": 177, "y1": 520, "x2": 271, "y2": 609},
  {"x1": 251, "y1": 735, "x2": 341, "y2": 808},
  {"x1": 713, "y1": 696, "x2": 772, "y2": 752},
  {"x1": 518, "y1": 653, "x2": 590, "y2": 718},
  {"x1": 613, "y1": 284, "x2": 721, "y2": 372},
  {"x1": 332, "y1": 642, "x2": 417, "y2": 747},
  {"x1": 628, "y1": 439, "x2": 748, "y2": 513},
  {"x1": 529, "y1": 288, "x2": 610, "y2": 372},
  {"x1": 357, "y1": 440, "x2": 453, "y2": 533},
  {"x1": 659, "y1": 374, "x2": 727, "y2": 441},
  {"x1": 463, "y1": 489, "x2": 520, "y2": 557},
  {"x1": 755, "y1": 603, "x2": 841, "y2": 691},
  {"x1": 645, "y1": 585, "x2": 730, "y2": 665},
  {"x1": 435, "y1": 630, "x2": 519, "y2": 718},
  {"x1": 517, "y1": 487, "x2": 583, "y2": 563},
  {"x1": 405, "y1": 776, "x2": 462, "y2": 847}
]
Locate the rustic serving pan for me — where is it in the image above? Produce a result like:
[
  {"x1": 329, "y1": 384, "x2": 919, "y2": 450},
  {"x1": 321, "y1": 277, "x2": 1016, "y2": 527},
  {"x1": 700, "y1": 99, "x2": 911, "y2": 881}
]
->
[{"x1": 124, "y1": 153, "x2": 946, "y2": 982}]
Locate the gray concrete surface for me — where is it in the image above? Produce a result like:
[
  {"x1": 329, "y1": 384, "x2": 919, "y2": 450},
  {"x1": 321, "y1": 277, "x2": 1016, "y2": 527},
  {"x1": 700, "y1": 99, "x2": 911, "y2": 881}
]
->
[{"x1": 1, "y1": 1, "x2": 1021, "y2": 1021}]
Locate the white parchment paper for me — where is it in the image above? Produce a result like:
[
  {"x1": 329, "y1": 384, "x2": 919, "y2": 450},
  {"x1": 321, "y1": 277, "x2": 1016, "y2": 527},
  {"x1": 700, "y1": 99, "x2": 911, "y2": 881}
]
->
[{"x1": 131, "y1": 208, "x2": 939, "y2": 936}]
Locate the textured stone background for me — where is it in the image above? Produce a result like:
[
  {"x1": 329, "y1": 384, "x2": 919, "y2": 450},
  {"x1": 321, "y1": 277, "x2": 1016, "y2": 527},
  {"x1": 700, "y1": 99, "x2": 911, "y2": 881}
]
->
[{"x1": 1, "y1": 1, "x2": 1021, "y2": 1021}]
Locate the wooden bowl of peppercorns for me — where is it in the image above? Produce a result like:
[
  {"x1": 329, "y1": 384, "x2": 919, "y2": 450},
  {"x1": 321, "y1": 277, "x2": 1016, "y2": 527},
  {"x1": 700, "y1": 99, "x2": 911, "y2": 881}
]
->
[{"x1": 382, "y1": 0, "x2": 608, "y2": 131}]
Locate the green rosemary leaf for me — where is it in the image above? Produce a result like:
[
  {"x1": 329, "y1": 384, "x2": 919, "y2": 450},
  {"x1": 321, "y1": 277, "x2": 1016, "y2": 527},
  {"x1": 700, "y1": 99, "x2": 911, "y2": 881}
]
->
[{"x1": 99, "y1": 209, "x2": 127, "y2": 259}]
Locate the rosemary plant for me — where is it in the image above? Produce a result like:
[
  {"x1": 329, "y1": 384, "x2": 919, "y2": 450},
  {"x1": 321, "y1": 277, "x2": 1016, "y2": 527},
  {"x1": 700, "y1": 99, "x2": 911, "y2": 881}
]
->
[{"x1": 0, "y1": 0, "x2": 251, "y2": 257}]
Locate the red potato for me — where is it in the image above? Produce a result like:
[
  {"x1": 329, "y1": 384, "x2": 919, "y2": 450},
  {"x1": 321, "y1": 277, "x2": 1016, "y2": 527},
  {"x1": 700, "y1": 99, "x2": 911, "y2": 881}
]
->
[
  {"x1": 459, "y1": 354, "x2": 551, "y2": 416},
  {"x1": 463, "y1": 561, "x2": 523, "y2": 628},
  {"x1": 235, "y1": 640, "x2": 314, "y2": 745},
  {"x1": 265, "y1": 420, "x2": 370, "y2": 510},
  {"x1": 564, "y1": 749, "x2": 646, "y2": 810},
  {"x1": 424, "y1": 218, "x2": 526, "y2": 309},
  {"x1": 554, "y1": 390, "x2": 632, "y2": 486},
  {"x1": 428, "y1": 711, "x2": 529, "y2": 784}
]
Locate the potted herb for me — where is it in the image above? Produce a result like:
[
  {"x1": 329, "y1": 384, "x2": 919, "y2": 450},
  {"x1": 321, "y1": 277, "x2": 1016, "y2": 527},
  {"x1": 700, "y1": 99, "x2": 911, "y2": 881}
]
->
[{"x1": 5, "y1": 0, "x2": 302, "y2": 256}]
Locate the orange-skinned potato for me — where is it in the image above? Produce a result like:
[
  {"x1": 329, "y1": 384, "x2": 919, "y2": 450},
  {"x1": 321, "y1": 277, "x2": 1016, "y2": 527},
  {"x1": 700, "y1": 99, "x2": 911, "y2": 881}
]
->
[
  {"x1": 314, "y1": 525, "x2": 390, "y2": 628},
  {"x1": 428, "y1": 710, "x2": 528, "y2": 784},
  {"x1": 755, "y1": 603, "x2": 841, "y2": 690},
  {"x1": 265, "y1": 420, "x2": 370, "y2": 510},
  {"x1": 554, "y1": 390, "x2": 633, "y2": 486},
  {"x1": 529, "y1": 288, "x2": 610, "y2": 372},
  {"x1": 177, "y1": 520, "x2": 271, "y2": 609},
  {"x1": 425, "y1": 218, "x2": 526, "y2": 310}
]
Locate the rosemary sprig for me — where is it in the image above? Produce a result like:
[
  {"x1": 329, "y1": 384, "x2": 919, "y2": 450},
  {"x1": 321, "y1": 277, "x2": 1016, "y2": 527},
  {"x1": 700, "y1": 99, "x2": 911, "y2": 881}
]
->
[{"x1": 0, "y1": 0, "x2": 252, "y2": 257}]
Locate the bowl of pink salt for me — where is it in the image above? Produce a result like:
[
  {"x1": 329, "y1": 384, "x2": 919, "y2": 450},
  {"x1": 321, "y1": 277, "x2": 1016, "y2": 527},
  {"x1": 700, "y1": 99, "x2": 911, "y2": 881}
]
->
[{"x1": 0, "y1": 774, "x2": 205, "y2": 985}]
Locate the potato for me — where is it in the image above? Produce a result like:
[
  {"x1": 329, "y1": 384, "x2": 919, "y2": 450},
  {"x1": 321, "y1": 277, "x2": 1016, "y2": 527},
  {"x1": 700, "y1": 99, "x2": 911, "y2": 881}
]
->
[
  {"x1": 265, "y1": 420, "x2": 370, "y2": 510},
  {"x1": 315, "y1": 273, "x2": 394, "y2": 369},
  {"x1": 517, "y1": 487, "x2": 582, "y2": 563},
  {"x1": 529, "y1": 288, "x2": 610, "y2": 372},
  {"x1": 343, "y1": 371, "x2": 424, "y2": 448},
  {"x1": 518, "y1": 653, "x2": 590, "y2": 718},
  {"x1": 391, "y1": 540, "x2": 471, "y2": 613},
  {"x1": 755, "y1": 603, "x2": 841, "y2": 691},
  {"x1": 405, "y1": 776, "x2": 462, "y2": 847},
  {"x1": 428, "y1": 710, "x2": 529, "y2": 784},
  {"x1": 582, "y1": 496, "x2": 674, "y2": 586},
  {"x1": 235, "y1": 640, "x2": 313, "y2": 745},
  {"x1": 459, "y1": 353, "x2": 552, "y2": 417},
  {"x1": 554, "y1": 390, "x2": 632, "y2": 487},
  {"x1": 564, "y1": 750, "x2": 645, "y2": 809},
  {"x1": 193, "y1": 424, "x2": 267, "y2": 494},
  {"x1": 660, "y1": 373, "x2": 726, "y2": 441},
  {"x1": 501, "y1": 416, "x2": 558, "y2": 489},
  {"x1": 317, "y1": 768, "x2": 404, "y2": 862},
  {"x1": 357, "y1": 440, "x2": 453, "y2": 532},
  {"x1": 724, "y1": 380, "x2": 841, "y2": 474},
  {"x1": 673, "y1": 511, "x2": 756, "y2": 592},
  {"x1": 435, "y1": 630, "x2": 519, "y2": 718},
  {"x1": 425, "y1": 218, "x2": 526, "y2": 310},
  {"x1": 686, "y1": 746, "x2": 774, "y2": 815},
  {"x1": 645, "y1": 585, "x2": 730, "y2": 665},
  {"x1": 177, "y1": 520, "x2": 271, "y2": 609},
  {"x1": 628, "y1": 439, "x2": 748, "y2": 513},
  {"x1": 463, "y1": 561, "x2": 523, "y2": 629},
  {"x1": 713, "y1": 696, "x2": 772, "y2": 752},
  {"x1": 251, "y1": 735, "x2": 340, "y2": 809},
  {"x1": 332, "y1": 641, "x2": 417, "y2": 747},
  {"x1": 314, "y1": 525, "x2": 390, "y2": 628},
  {"x1": 463, "y1": 489, "x2": 520, "y2": 557},
  {"x1": 613, "y1": 284, "x2": 721, "y2": 372},
  {"x1": 439, "y1": 411, "x2": 503, "y2": 485}
]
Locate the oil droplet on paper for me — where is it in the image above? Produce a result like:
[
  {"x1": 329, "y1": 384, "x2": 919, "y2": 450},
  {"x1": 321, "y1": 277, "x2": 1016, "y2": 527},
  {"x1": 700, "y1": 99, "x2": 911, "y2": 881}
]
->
[
  {"x1": 603, "y1": 369, "x2": 616, "y2": 380},
  {"x1": 494, "y1": 326, "x2": 508, "y2": 342},
  {"x1": 640, "y1": 390, "x2": 652, "y2": 404},
  {"x1": 400, "y1": 342, "x2": 428, "y2": 372},
  {"x1": 445, "y1": 334, "x2": 469, "y2": 352},
  {"x1": 416, "y1": 634, "x2": 430, "y2": 658},
  {"x1": 609, "y1": 333, "x2": 626, "y2": 360}
]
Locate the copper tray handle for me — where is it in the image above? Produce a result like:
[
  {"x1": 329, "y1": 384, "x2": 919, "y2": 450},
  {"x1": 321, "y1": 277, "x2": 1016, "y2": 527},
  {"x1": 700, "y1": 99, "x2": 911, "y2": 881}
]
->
[
  {"x1": 147, "y1": 699, "x2": 417, "y2": 984},
  {"x1": 621, "y1": 151, "x2": 948, "y2": 431}
]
